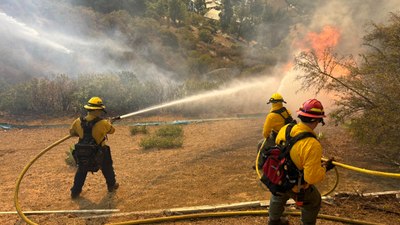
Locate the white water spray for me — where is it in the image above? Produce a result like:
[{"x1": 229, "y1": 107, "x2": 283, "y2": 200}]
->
[
  {"x1": 0, "y1": 12, "x2": 72, "y2": 54},
  {"x1": 120, "y1": 77, "x2": 278, "y2": 119}
]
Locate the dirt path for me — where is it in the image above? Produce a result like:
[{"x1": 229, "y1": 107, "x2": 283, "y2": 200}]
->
[{"x1": 0, "y1": 116, "x2": 399, "y2": 224}]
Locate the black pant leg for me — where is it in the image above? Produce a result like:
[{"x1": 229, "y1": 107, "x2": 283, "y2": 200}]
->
[
  {"x1": 101, "y1": 146, "x2": 116, "y2": 188},
  {"x1": 71, "y1": 168, "x2": 88, "y2": 194}
]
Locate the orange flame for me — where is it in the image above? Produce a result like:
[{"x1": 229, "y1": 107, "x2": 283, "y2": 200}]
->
[
  {"x1": 302, "y1": 25, "x2": 349, "y2": 77},
  {"x1": 306, "y1": 25, "x2": 341, "y2": 57}
]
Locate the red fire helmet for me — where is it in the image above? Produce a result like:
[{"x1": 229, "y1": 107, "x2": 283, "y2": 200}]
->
[{"x1": 297, "y1": 99, "x2": 326, "y2": 118}]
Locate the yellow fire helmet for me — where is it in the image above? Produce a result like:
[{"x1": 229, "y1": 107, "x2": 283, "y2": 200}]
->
[
  {"x1": 84, "y1": 97, "x2": 106, "y2": 111},
  {"x1": 267, "y1": 93, "x2": 286, "y2": 104}
]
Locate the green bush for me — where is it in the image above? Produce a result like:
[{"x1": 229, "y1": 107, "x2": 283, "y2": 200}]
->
[
  {"x1": 199, "y1": 29, "x2": 213, "y2": 43},
  {"x1": 160, "y1": 30, "x2": 179, "y2": 47},
  {"x1": 130, "y1": 126, "x2": 148, "y2": 135},
  {"x1": 139, "y1": 125, "x2": 183, "y2": 149},
  {"x1": 156, "y1": 125, "x2": 183, "y2": 137},
  {"x1": 139, "y1": 136, "x2": 183, "y2": 149}
]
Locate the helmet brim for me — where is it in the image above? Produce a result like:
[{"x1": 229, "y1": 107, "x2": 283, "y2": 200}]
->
[
  {"x1": 267, "y1": 100, "x2": 286, "y2": 104},
  {"x1": 297, "y1": 110, "x2": 326, "y2": 118},
  {"x1": 84, "y1": 105, "x2": 106, "y2": 111}
]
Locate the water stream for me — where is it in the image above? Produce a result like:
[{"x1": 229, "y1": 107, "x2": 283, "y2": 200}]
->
[
  {"x1": 120, "y1": 78, "x2": 276, "y2": 119},
  {"x1": 0, "y1": 12, "x2": 72, "y2": 54}
]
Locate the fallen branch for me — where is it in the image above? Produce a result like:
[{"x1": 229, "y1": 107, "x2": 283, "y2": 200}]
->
[
  {"x1": 361, "y1": 204, "x2": 400, "y2": 215},
  {"x1": 335, "y1": 190, "x2": 400, "y2": 198}
]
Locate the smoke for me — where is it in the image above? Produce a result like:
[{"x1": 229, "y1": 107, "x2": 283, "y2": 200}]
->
[
  {"x1": 0, "y1": 0, "x2": 174, "y2": 84},
  {"x1": 256, "y1": 0, "x2": 400, "y2": 114},
  {"x1": 1, "y1": 0, "x2": 400, "y2": 115}
]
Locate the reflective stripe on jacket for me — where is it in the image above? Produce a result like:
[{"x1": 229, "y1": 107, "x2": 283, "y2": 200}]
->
[
  {"x1": 275, "y1": 122, "x2": 326, "y2": 189},
  {"x1": 70, "y1": 112, "x2": 115, "y2": 146}
]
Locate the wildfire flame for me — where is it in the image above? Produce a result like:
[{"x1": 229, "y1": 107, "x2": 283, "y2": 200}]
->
[
  {"x1": 306, "y1": 25, "x2": 341, "y2": 57},
  {"x1": 284, "y1": 25, "x2": 342, "y2": 73},
  {"x1": 296, "y1": 25, "x2": 349, "y2": 77},
  {"x1": 279, "y1": 25, "x2": 346, "y2": 110}
]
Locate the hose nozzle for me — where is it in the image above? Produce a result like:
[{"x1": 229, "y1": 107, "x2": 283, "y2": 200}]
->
[{"x1": 110, "y1": 116, "x2": 121, "y2": 123}]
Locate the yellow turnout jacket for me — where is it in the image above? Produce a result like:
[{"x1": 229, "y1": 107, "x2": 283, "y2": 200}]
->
[
  {"x1": 70, "y1": 112, "x2": 115, "y2": 146},
  {"x1": 262, "y1": 103, "x2": 291, "y2": 138},
  {"x1": 275, "y1": 122, "x2": 326, "y2": 190}
]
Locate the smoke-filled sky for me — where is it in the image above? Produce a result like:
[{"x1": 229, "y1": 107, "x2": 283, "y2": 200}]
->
[
  {"x1": 0, "y1": 0, "x2": 399, "y2": 115},
  {"x1": 0, "y1": 0, "x2": 175, "y2": 83},
  {"x1": 274, "y1": 0, "x2": 400, "y2": 113}
]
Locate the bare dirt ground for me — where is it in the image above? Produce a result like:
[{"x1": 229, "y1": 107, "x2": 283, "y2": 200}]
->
[{"x1": 0, "y1": 115, "x2": 399, "y2": 225}]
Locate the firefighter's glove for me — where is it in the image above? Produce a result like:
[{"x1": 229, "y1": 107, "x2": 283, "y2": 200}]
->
[{"x1": 325, "y1": 158, "x2": 335, "y2": 172}]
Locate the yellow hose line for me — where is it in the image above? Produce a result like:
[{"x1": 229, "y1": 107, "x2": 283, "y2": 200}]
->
[
  {"x1": 13, "y1": 135, "x2": 396, "y2": 225},
  {"x1": 14, "y1": 135, "x2": 72, "y2": 225},
  {"x1": 255, "y1": 139, "x2": 266, "y2": 179},
  {"x1": 321, "y1": 166, "x2": 339, "y2": 196},
  {"x1": 107, "y1": 210, "x2": 384, "y2": 225},
  {"x1": 256, "y1": 140, "x2": 400, "y2": 192},
  {"x1": 321, "y1": 158, "x2": 400, "y2": 179}
]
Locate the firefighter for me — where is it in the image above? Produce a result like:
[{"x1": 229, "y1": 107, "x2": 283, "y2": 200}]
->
[
  {"x1": 261, "y1": 93, "x2": 294, "y2": 147},
  {"x1": 267, "y1": 99, "x2": 335, "y2": 225},
  {"x1": 69, "y1": 97, "x2": 119, "y2": 199},
  {"x1": 255, "y1": 93, "x2": 294, "y2": 170}
]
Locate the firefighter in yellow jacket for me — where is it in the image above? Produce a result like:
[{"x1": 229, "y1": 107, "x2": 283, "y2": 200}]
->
[
  {"x1": 69, "y1": 97, "x2": 119, "y2": 199},
  {"x1": 262, "y1": 93, "x2": 293, "y2": 147},
  {"x1": 268, "y1": 99, "x2": 335, "y2": 225}
]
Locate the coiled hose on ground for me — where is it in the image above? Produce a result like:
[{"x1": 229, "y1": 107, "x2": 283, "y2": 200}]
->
[{"x1": 14, "y1": 135, "x2": 399, "y2": 225}]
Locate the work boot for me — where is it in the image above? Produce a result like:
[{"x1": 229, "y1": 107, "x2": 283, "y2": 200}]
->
[
  {"x1": 71, "y1": 191, "x2": 80, "y2": 199},
  {"x1": 268, "y1": 217, "x2": 289, "y2": 225},
  {"x1": 108, "y1": 182, "x2": 119, "y2": 192}
]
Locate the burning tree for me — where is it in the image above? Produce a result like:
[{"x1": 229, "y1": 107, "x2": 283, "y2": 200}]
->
[{"x1": 295, "y1": 13, "x2": 400, "y2": 165}]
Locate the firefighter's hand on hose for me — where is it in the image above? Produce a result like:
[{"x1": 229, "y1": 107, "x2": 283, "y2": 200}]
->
[{"x1": 324, "y1": 157, "x2": 335, "y2": 172}]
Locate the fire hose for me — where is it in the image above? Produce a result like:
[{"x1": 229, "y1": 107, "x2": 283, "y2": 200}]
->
[{"x1": 14, "y1": 118, "x2": 400, "y2": 225}]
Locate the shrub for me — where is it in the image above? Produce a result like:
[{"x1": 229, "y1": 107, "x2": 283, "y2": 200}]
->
[
  {"x1": 199, "y1": 29, "x2": 213, "y2": 43},
  {"x1": 130, "y1": 126, "x2": 148, "y2": 135},
  {"x1": 139, "y1": 125, "x2": 183, "y2": 149},
  {"x1": 139, "y1": 136, "x2": 183, "y2": 149},
  {"x1": 156, "y1": 125, "x2": 183, "y2": 137},
  {"x1": 160, "y1": 30, "x2": 179, "y2": 48}
]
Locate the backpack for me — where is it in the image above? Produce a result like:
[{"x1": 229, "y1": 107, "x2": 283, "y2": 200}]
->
[
  {"x1": 73, "y1": 117, "x2": 105, "y2": 172},
  {"x1": 271, "y1": 107, "x2": 294, "y2": 125},
  {"x1": 259, "y1": 123, "x2": 316, "y2": 195}
]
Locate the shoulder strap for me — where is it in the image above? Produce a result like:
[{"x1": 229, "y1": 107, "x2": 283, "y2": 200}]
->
[
  {"x1": 80, "y1": 117, "x2": 102, "y2": 131},
  {"x1": 271, "y1": 107, "x2": 286, "y2": 115},
  {"x1": 290, "y1": 132, "x2": 316, "y2": 146},
  {"x1": 80, "y1": 117, "x2": 103, "y2": 143},
  {"x1": 272, "y1": 107, "x2": 293, "y2": 124},
  {"x1": 279, "y1": 124, "x2": 316, "y2": 158}
]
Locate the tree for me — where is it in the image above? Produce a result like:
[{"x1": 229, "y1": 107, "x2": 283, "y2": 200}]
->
[
  {"x1": 168, "y1": 0, "x2": 188, "y2": 26},
  {"x1": 74, "y1": 0, "x2": 123, "y2": 13},
  {"x1": 260, "y1": 5, "x2": 291, "y2": 48},
  {"x1": 220, "y1": 0, "x2": 234, "y2": 31},
  {"x1": 194, "y1": 0, "x2": 206, "y2": 14},
  {"x1": 145, "y1": 0, "x2": 168, "y2": 21},
  {"x1": 294, "y1": 13, "x2": 400, "y2": 164}
]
